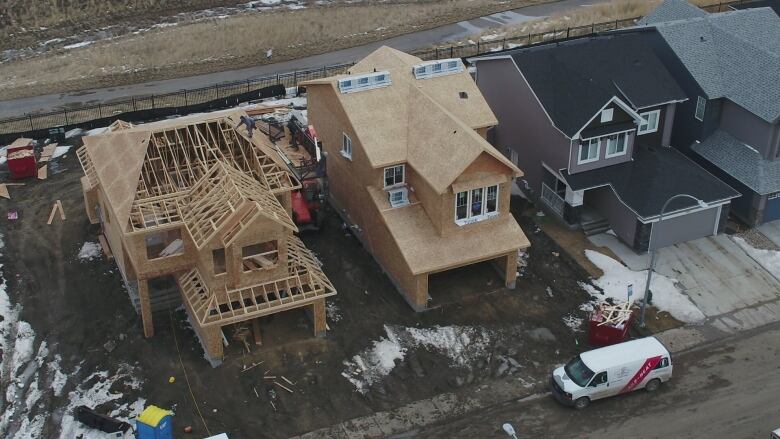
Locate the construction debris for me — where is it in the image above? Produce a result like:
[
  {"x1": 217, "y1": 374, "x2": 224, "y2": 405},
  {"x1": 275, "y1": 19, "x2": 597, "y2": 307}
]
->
[
  {"x1": 37, "y1": 164, "x2": 47, "y2": 180},
  {"x1": 47, "y1": 200, "x2": 65, "y2": 224},
  {"x1": 39, "y1": 143, "x2": 58, "y2": 162},
  {"x1": 274, "y1": 381, "x2": 294, "y2": 394},
  {"x1": 0, "y1": 184, "x2": 9, "y2": 199}
]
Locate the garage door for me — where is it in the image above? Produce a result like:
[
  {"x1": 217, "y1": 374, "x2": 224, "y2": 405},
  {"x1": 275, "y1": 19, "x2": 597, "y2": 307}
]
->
[
  {"x1": 649, "y1": 206, "x2": 720, "y2": 251},
  {"x1": 764, "y1": 194, "x2": 780, "y2": 222}
]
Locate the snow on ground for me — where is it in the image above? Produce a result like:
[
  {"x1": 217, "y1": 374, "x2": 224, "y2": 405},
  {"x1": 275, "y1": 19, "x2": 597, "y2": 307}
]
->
[
  {"x1": 580, "y1": 250, "x2": 705, "y2": 323},
  {"x1": 562, "y1": 314, "x2": 583, "y2": 332},
  {"x1": 50, "y1": 145, "x2": 72, "y2": 160},
  {"x1": 58, "y1": 365, "x2": 146, "y2": 439},
  {"x1": 85, "y1": 127, "x2": 108, "y2": 136},
  {"x1": 733, "y1": 236, "x2": 780, "y2": 278},
  {"x1": 63, "y1": 41, "x2": 93, "y2": 50},
  {"x1": 78, "y1": 242, "x2": 102, "y2": 261},
  {"x1": 342, "y1": 325, "x2": 490, "y2": 393},
  {"x1": 325, "y1": 301, "x2": 342, "y2": 323},
  {"x1": 64, "y1": 128, "x2": 84, "y2": 139}
]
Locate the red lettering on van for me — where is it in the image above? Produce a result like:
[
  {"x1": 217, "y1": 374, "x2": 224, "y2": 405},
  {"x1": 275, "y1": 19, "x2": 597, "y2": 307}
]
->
[{"x1": 620, "y1": 355, "x2": 663, "y2": 394}]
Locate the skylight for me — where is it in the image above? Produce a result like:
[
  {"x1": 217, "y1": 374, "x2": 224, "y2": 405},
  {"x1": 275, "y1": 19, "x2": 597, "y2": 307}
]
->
[
  {"x1": 338, "y1": 71, "x2": 392, "y2": 94},
  {"x1": 412, "y1": 59, "x2": 464, "y2": 79}
]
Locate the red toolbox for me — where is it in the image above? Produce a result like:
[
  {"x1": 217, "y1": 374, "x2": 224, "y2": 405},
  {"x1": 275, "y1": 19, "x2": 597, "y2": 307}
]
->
[{"x1": 6, "y1": 138, "x2": 37, "y2": 180}]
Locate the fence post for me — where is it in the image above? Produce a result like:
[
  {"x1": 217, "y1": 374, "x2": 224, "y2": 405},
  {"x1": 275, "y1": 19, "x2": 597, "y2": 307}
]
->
[
  {"x1": 294, "y1": 70, "x2": 298, "y2": 86},
  {"x1": 151, "y1": 95, "x2": 155, "y2": 110},
  {"x1": 322, "y1": 66, "x2": 326, "y2": 78},
  {"x1": 614, "y1": 19, "x2": 618, "y2": 30},
  {"x1": 184, "y1": 89, "x2": 188, "y2": 106},
  {"x1": 528, "y1": 32, "x2": 532, "y2": 45},
  {"x1": 98, "y1": 103, "x2": 103, "y2": 119},
  {"x1": 132, "y1": 98, "x2": 137, "y2": 111},
  {"x1": 64, "y1": 109, "x2": 69, "y2": 125},
  {"x1": 29, "y1": 115, "x2": 34, "y2": 131},
  {"x1": 450, "y1": 46, "x2": 454, "y2": 58},
  {"x1": 476, "y1": 41, "x2": 480, "y2": 54},
  {"x1": 566, "y1": 27, "x2": 570, "y2": 38},
  {"x1": 502, "y1": 37, "x2": 506, "y2": 50},
  {"x1": 591, "y1": 23, "x2": 595, "y2": 34},
  {"x1": 276, "y1": 73, "x2": 280, "y2": 84},
  {"x1": 435, "y1": 47, "x2": 439, "y2": 59}
]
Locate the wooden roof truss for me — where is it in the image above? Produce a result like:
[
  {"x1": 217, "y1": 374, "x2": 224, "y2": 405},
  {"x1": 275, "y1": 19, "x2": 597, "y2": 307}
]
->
[
  {"x1": 178, "y1": 235, "x2": 336, "y2": 327},
  {"x1": 178, "y1": 162, "x2": 297, "y2": 250}
]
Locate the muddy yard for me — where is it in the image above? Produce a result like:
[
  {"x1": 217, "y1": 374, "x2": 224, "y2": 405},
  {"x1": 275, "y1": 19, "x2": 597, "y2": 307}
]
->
[{"x1": 0, "y1": 140, "x2": 598, "y2": 438}]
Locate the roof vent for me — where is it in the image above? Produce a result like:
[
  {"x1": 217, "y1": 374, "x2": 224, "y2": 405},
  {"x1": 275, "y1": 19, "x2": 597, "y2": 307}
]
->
[
  {"x1": 338, "y1": 71, "x2": 392, "y2": 94},
  {"x1": 459, "y1": 91, "x2": 468, "y2": 99},
  {"x1": 412, "y1": 58, "x2": 464, "y2": 79}
]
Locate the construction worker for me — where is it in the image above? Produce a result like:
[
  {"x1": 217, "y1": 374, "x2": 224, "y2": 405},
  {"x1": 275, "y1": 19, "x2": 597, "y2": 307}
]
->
[{"x1": 238, "y1": 115, "x2": 256, "y2": 138}]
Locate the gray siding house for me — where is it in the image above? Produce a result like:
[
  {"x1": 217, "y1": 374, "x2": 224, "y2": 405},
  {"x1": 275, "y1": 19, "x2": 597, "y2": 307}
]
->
[
  {"x1": 635, "y1": 0, "x2": 780, "y2": 226},
  {"x1": 470, "y1": 33, "x2": 739, "y2": 252}
]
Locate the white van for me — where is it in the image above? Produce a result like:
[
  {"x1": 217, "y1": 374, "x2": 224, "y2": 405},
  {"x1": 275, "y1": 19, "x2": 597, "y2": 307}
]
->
[{"x1": 551, "y1": 337, "x2": 672, "y2": 409}]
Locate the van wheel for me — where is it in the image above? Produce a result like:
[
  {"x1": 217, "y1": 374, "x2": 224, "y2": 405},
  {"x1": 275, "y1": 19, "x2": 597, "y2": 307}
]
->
[
  {"x1": 645, "y1": 379, "x2": 661, "y2": 392},
  {"x1": 574, "y1": 397, "x2": 590, "y2": 410}
]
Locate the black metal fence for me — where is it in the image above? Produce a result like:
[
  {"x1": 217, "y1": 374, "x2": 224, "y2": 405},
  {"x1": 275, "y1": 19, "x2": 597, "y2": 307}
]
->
[{"x1": 0, "y1": 0, "x2": 744, "y2": 143}]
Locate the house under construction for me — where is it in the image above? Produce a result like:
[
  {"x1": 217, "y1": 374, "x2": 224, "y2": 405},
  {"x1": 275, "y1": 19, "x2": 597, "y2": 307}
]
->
[{"x1": 77, "y1": 109, "x2": 336, "y2": 364}]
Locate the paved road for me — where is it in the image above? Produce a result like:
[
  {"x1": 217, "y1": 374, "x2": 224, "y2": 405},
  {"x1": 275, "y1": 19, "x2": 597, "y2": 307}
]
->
[
  {"x1": 409, "y1": 324, "x2": 780, "y2": 438},
  {"x1": 0, "y1": 0, "x2": 606, "y2": 118}
]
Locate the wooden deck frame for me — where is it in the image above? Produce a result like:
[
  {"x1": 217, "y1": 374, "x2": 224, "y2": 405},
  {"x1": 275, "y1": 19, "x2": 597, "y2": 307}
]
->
[{"x1": 179, "y1": 236, "x2": 335, "y2": 327}]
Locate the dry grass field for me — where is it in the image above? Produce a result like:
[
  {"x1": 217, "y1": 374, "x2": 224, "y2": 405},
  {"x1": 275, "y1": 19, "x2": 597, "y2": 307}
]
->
[{"x1": 0, "y1": 0, "x2": 547, "y2": 99}]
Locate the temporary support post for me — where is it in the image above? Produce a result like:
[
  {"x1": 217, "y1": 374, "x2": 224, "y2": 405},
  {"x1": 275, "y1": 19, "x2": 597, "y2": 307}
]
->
[
  {"x1": 138, "y1": 279, "x2": 155, "y2": 338},
  {"x1": 312, "y1": 300, "x2": 326, "y2": 337}
]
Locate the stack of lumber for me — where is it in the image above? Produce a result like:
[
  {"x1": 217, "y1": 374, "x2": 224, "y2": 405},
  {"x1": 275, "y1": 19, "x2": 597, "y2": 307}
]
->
[{"x1": 592, "y1": 301, "x2": 634, "y2": 328}]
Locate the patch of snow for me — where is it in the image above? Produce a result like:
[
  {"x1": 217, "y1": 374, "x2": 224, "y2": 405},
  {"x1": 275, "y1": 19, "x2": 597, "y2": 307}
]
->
[
  {"x1": 581, "y1": 250, "x2": 705, "y2": 323},
  {"x1": 480, "y1": 33, "x2": 503, "y2": 41},
  {"x1": 49, "y1": 355, "x2": 68, "y2": 397},
  {"x1": 733, "y1": 236, "x2": 780, "y2": 278},
  {"x1": 64, "y1": 128, "x2": 84, "y2": 139},
  {"x1": 85, "y1": 127, "x2": 108, "y2": 136},
  {"x1": 325, "y1": 301, "x2": 342, "y2": 322},
  {"x1": 63, "y1": 41, "x2": 92, "y2": 50},
  {"x1": 78, "y1": 242, "x2": 102, "y2": 261},
  {"x1": 51, "y1": 145, "x2": 72, "y2": 160},
  {"x1": 562, "y1": 314, "x2": 583, "y2": 332},
  {"x1": 342, "y1": 325, "x2": 491, "y2": 393}
]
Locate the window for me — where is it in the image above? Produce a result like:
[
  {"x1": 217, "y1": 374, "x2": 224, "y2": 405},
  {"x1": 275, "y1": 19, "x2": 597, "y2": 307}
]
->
[
  {"x1": 638, "y1": 110, "x2": 660, "y2": 135},
  {"x1": 241, "y1": 241, "x2": 279, "y2": 272},
  {"x1": 341, "y1": 133, "x2": 352, "y2": 159},
  {"x1": 338, "y1": 72, "x2": 391, "y2": 93},
  {"x1": 384, "y1": 164, "x2": 405, "y2": 188},
  {"x1": 213, "y1": 248, "x2": 226, "y2": 275},
  {"x1": 456, "y1": 191, "x2": 468, "y2": 220},
  {"x1": 486, "y1": 185, "x2": 498, "y2": 213},
  {"x1": 388, "y1": 188, "x2": 409, "y2": 208},
  {"x1": 606, "y1": 132, "x2": 628, "y2": 158},
  {"x1": 578, "y1": 138, "x2": 600, "y2": 164},
  {"x1": 695, "y1": 96, "x2": 706, "y2": 121},
  {"x1": 145, "y1": 229, "x2": 183, "y2": 260},
  {"x1": 358, "y1": 77, "x2": 369, "y2": 85},
  {"x1": 654, "y1": 357, "x2": 670, "y2": 370},
  {"x1": 769, "y1": 192, "x2": 780, "y2": 200},
  {"x1": 600, "y1": 108, "x2": 614, "y2": 123},
  {"x1": 564, "y1": 356, "x2": 595, "y2": 388},
  {"x1": 471, "y1": 188, "x2": 484, "y2": 217},
  {"x1": 448, "y1": 61, "x2": 458, "y2": 69},
  {"x1": 412, "y1": 59, "x2": 463, "y2": 79},
  {"x1": 589, "y1": 371, "x2": 608, "y2": 387},
  {"x1": 433, "y1": 63, "x2": 443, "y2": 72}
]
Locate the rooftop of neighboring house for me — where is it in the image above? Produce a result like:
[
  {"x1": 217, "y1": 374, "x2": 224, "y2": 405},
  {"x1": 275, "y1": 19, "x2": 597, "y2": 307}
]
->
[
  {"x1": 729, "y1": 0, "x2": 780, "y2": 15},
  {"x1": 79, "y1": 108, "x2": 299, "y2": 237},
  {"x1": 470, "y1": 33, "x2": 687, "y2": 138},
  {"x1": 561, "y1": 142, "x2": 740, "y2": 219},
  {"x1": 302, "y1": 46, "x2": 520, "y2": 195},
  {"x1": 638, "y1": 0, "x2": 780, "y2": 123},
  {"x1": 693, "y1": 129, "x2": 780, "y2": 195}
]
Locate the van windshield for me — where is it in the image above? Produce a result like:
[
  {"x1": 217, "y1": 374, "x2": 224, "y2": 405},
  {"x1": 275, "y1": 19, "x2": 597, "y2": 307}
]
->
[{"x1": 565, "y1": 355, "x2": 595, "y2": 387}]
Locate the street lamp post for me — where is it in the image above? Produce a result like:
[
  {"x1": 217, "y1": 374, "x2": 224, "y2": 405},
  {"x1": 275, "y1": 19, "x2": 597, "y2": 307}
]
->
[{"x1": 640, "y1": 194, "x2": 707, "y2": 327}]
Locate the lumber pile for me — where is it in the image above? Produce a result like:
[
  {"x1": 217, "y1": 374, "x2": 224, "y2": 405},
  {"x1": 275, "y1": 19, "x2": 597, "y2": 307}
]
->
[{"x1": 592, "y1": 301, "x2": 633, "y2": 328}]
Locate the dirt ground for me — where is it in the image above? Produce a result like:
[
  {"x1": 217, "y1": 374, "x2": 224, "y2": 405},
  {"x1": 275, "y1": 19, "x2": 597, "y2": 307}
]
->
[{"x1": 0, "y1": 138, "x2": 621, "y2": 438}]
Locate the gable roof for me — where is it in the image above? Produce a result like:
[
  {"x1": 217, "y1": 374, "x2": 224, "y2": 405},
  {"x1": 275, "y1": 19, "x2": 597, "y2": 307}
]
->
[
  {"x1": 472, "y1": 33, "x2": 687, "y2": 138},
  {"x1": 639, "y1": 4, "x2": 780, "y2": 122},
  {"x1": 638, "y1": 0, "x2": 707, "y2": 25},
  {"x1": 303, "y1": 46, "x2": 518, "y2": 193}
]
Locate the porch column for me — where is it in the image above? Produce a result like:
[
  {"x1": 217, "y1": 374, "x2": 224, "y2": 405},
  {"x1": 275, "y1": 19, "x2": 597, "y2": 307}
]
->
[
  {"x1": 497, "y1": 251, "x2": 518, "y2": 289},
  {"x1": 138, "y1": 279, "x2": 154, "y2": 338},
  {"x1": 408, "y1": 274, "x2": 429, "y2": 312},
  {"x1": 311, "y1": 299, "x2": 327, "y2": 337}
]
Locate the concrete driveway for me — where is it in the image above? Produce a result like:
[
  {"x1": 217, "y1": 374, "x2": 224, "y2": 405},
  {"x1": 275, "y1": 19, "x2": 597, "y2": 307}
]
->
[{"x1": 589, "y1": 233, "x2": 780, "y2": 333}]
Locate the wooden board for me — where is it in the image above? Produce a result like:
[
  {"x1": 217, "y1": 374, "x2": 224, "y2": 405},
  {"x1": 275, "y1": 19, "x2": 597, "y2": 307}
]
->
[
  {"x1": 37, "y1": 165, "x2": 48, "y2": 180},
  {"x1": 0, "y1": 184, "x2": 9, "y2": 199},
  {"x1": 39, "y1": 144, "x2": 58, "y2": 162}
]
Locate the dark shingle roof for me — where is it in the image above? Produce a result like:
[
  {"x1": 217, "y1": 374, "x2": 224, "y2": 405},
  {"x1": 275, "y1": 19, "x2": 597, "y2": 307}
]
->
[
  {"x1": 561, "y1": 145, "x2": 739, "y2": 219},
  {"x1": 638, "y1": 0, "x2": 707, "y2": 25},
  {"x1": 693, "y1": 129, "x2": 780, "y2": 195},
  {"x1": 639, "y1": 4, "x2": 780, "y2": 122},
  {"x1": 502, "y1": 34, "x2": 687, "y2": 137}
]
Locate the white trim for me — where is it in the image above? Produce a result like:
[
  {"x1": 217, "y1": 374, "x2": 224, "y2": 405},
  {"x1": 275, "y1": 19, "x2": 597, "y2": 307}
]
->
[
  {"x1": 637, "y1": 110, "x2": 660, "y2": 135},
  {"x1": 338, "y1": 71, "x2": 392, "y2": 94},
  {"x1": 572, "y1": 96, "x2": 644, "y2": 140},
  {"x1": 605, "y1": 132, "x2": 628, "y2": 158},
  {"x1": 577, "y1": 138, "x2": 600, "y2": 165},
  {"x1": 580, "y1": 128, "x2": 635, "y2": 141},
  {"x1": 636, "y1": 99, "x2": 687, "y2": 110},
  {"x1": 600, "y1": 108, "x2": 614, "y2": 123},
  {"x1": 714, "y1": 204, "x2": 722, "y2": 235}
]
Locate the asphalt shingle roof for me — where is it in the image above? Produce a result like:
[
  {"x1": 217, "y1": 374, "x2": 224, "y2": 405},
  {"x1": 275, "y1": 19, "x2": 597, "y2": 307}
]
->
[
  {"x1": 498, "y1": 33, "x2": 686, "y2": 137},
  {"x1": 692, "y1": 129, "x2": 780, "y2": 195},
  {"x1": 640, "y1": 2, "x2": 780, "y2": 122},
  {"x1": 638, "y1": 0, "x2": 707, "y2": 25},
  {"x1": 561, "y1": 144, "x2": 739, "y2": 219}
]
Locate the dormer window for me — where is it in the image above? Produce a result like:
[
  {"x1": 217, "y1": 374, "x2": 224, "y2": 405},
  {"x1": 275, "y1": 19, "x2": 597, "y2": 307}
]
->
[
  {"x1": 338, "y1": 71, "x2": 392, "y2": 93},
  {"x1": 412, "y1": 59, "x2": 464, "y2": 79},
  {"x1": 384, "y1": 164, "x2": 405, "y2": 188}
]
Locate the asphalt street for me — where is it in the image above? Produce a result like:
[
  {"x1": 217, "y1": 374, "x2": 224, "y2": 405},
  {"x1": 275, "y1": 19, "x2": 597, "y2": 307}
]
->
[
  {"x1": 0, "y1": 0, "x2": 606, "y2": 118},
  {"x1": 408, "y1": 324, "x2": 780, "y2": 438}
]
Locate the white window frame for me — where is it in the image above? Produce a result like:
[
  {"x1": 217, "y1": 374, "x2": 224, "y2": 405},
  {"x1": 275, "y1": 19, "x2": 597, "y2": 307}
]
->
[
  {"x1": 383, "y1": 164, "x2": 405, "y2": 188},
  {"x1": 388, "y1": 187, "x2": 409, "y2": 208},
  {"x1": 695, "y1": 96, "x2": 706, "y2": 121},
  {"x1": 341, "y1": 132, "x2": 352, "y2": 160},
  {"x1": 600, "y1": 108, "x2": 614, "y2": 123},
  {"x1": 454, "y1": 185, "x2": 500, "y2": 226},
  {"x1": 578, "y1": 138, "x2": 600, "y2": 165},
  {"x1": 638, "y1": 110, "x2": 660, "y2": 135},
  {"x1": 768, "y1": 192, "x2": 780, "y2": 200},
  {"x1": 605, "y1": 132, "x2": 628, "y2": 158}
]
